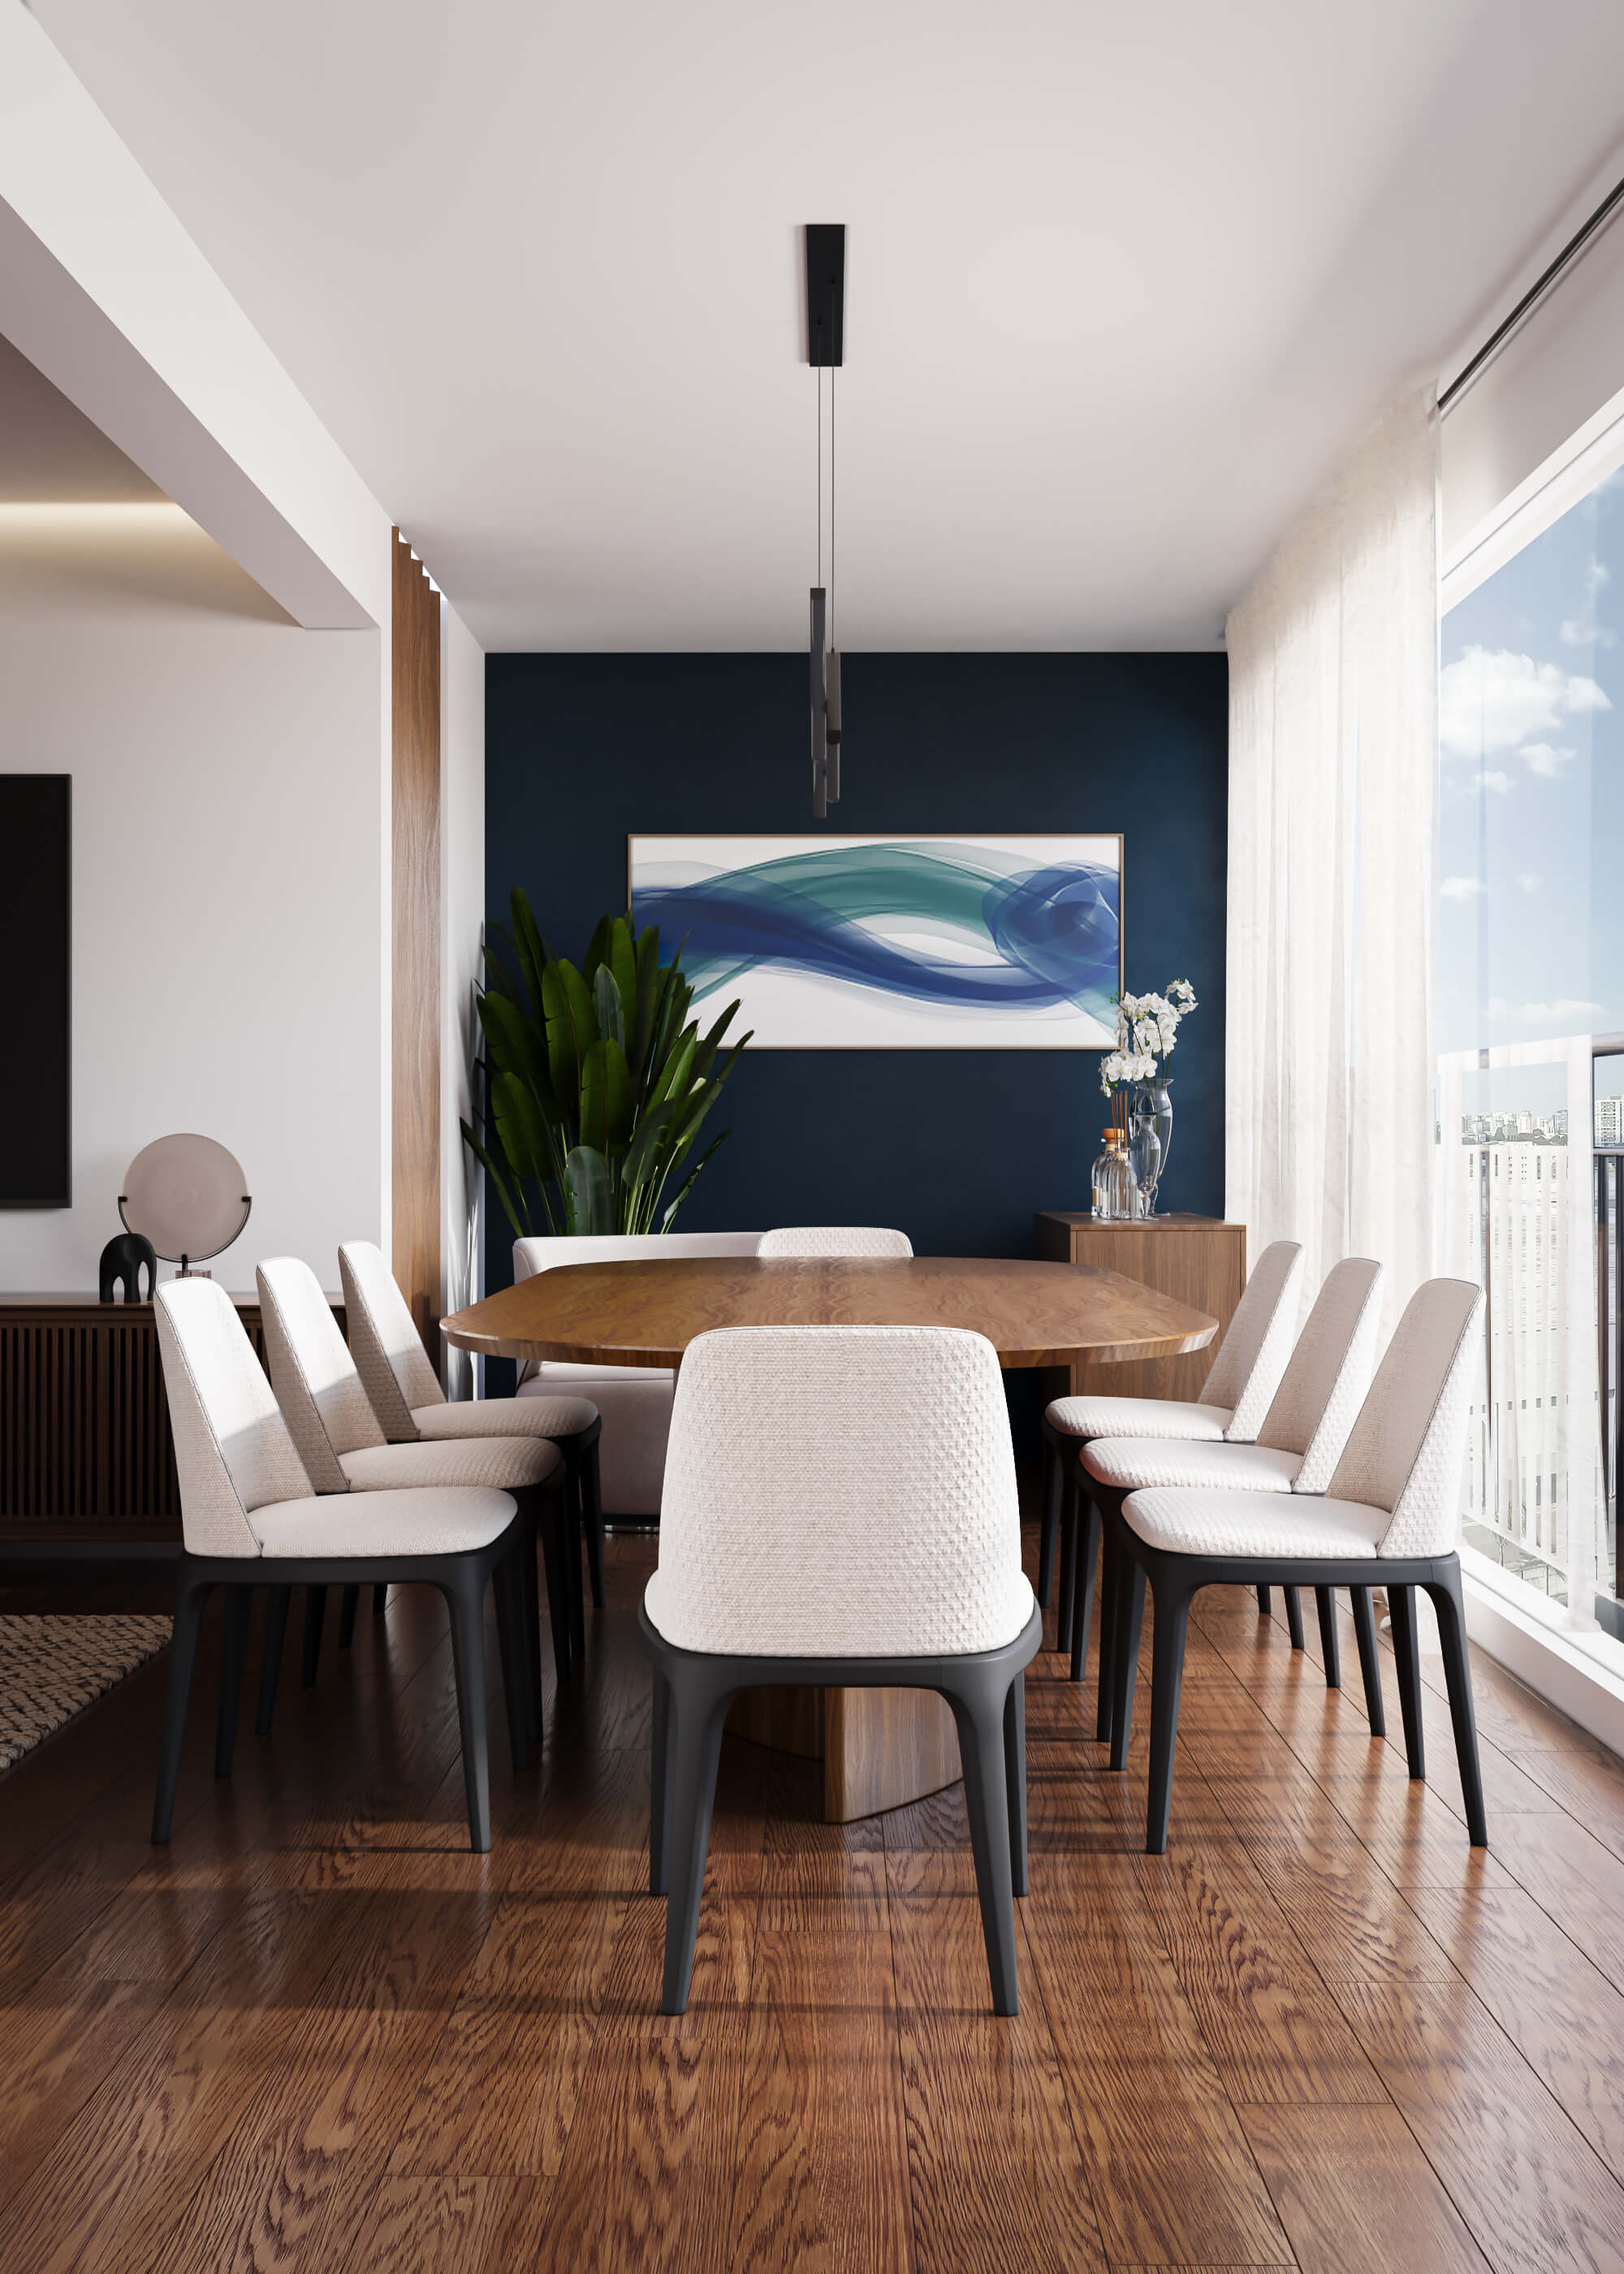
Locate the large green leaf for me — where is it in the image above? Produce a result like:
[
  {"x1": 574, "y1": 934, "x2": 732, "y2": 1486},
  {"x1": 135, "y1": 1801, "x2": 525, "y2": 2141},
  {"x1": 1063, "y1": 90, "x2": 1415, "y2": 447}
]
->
[
  {"x1": 542, "y1": 957, "x2": 598, "y2": 1109},
  {"x1": 591, "y1": 962, "x2": 625, "y2": 1053},
  {"x1": 477, "y1": 988, "x2": 559, "y2": 1120},
  {"x1": 509, "y1": 890, "x2": 551, "y2": 1024},
  {"x1": 631, "y1": 926, "x2": 662, "y2": 1081},
  {"x1": 580, "y1": 1038, "x2": 634, "y2": 1154},
  {"x1": 490, "y1": 1070, "x2": 555, "y2": 1187},
  {"x1": 563, "y1": 1144, "x2": 613, "y2": 1234},
  {"x1": 660, "y1": 1130, "x2": 729, "y2": 1229},
  {"x1": 620, "y1": 1096, "x2": 676, "y2": 1195},
  {"x1": 689, "y1": 999, "x2": 740, "y2": 1084},
  {"x1": 460, "y1": 1116, "x2": 531, "y2": 1239},
  {"x1": 651, "y1": 1027, "x2": 698, "y2": 1111},
  {"x1": 581, "y1": 914, "x2": 614, "y2": 985}
]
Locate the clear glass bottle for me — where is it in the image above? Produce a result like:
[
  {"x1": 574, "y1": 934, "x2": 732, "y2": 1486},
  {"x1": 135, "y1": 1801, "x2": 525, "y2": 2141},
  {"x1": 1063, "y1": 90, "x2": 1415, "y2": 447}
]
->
[{"x1": 1092, "y1": 1128, "x2": 1139, "y2": 1221}]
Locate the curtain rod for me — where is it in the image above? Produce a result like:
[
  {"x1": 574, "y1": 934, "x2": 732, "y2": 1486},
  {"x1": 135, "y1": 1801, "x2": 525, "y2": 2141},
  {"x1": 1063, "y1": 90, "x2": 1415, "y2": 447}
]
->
[{"x1": 1440, "y1": 170, "x2": 1624, "y2": 413}]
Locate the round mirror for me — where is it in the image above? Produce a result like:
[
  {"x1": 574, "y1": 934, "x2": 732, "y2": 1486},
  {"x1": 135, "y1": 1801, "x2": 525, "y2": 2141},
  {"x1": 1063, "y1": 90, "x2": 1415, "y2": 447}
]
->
[{"x1": 120, "y1": 1135, "x2": 251, "y2": 1268}]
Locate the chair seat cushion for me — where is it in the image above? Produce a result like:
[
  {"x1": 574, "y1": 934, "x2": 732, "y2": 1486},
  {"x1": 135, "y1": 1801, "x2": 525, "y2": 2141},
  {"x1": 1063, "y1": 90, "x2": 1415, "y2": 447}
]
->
[
  {"x1": 1083, "y1": 1439, "x2": 1302, "y2": 1493},
  {"x1": 1047, "y1": 1396, "x2": 1233, "y2": 1443},
  {"x1": 254, "y1": 1486, "x2": 516, "y2": 1558},
  {"x1": 339, "y1": 1437, "x2": 562, "y2": 1492},
  {"x1": 1123, "y1": 1487, "x2": 1387, "y2": 1560},
  {"x1": 413, "y1": 1396, "x2": 597, "y2": 1443}
]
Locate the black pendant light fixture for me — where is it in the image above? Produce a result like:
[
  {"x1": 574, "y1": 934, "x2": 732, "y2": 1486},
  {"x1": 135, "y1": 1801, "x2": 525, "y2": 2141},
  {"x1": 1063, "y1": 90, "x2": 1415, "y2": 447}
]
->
[{"x1": 806, "y1": 223, "x2": 844, "y2": 818}]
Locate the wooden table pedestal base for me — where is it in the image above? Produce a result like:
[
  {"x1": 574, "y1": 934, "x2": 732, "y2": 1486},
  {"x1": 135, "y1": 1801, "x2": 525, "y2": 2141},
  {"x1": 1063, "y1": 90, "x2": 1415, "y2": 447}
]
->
[{"x1": 726, "y1": 1684, "x2": 962, "y2": 1822}]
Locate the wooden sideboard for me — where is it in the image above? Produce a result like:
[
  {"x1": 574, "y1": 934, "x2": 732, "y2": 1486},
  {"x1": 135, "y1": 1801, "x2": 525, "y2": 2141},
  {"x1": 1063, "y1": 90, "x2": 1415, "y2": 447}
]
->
[
  {"x1": 1034, "y1": 1213, "x2": 1246, "y2": 1403},
  {"x1": 0, "y1": 1294, "x2": 343, "y2": 1531}
]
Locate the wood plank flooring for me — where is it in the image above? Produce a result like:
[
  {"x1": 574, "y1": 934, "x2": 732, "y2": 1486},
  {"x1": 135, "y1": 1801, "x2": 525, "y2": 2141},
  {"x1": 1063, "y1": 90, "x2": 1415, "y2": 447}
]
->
[{"x1": 3, "y1": 1524, "x2": 1624, "y2": 2270}]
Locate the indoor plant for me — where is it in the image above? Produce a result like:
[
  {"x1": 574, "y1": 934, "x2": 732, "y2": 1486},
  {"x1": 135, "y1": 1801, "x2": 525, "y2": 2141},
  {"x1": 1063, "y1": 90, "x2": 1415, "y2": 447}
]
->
[{"x1": 462, "y1": 892, "x2": 751, "y2": 1237}]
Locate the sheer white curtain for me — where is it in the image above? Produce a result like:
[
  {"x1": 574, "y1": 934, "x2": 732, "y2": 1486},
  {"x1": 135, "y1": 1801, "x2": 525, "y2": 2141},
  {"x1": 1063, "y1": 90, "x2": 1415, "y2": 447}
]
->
[{"x1": 1226, "y1": 387, "x2": 1439, "y2": 1328}]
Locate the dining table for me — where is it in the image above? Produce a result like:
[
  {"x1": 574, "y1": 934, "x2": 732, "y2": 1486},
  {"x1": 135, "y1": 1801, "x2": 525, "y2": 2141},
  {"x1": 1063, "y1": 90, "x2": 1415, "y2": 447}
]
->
[{"x1": 442, "y1": 1253, "x2": 1217, "y2": 1822}]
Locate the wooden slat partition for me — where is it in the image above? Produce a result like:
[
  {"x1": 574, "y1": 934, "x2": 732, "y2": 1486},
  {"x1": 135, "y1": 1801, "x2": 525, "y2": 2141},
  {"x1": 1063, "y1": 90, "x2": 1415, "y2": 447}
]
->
[
  {"x1": 391, "y1": 530, "x2": 442, "y2": 1355},
  {"x1": 0, "y1": 1298, "x2": 338, "y2": 1528}
]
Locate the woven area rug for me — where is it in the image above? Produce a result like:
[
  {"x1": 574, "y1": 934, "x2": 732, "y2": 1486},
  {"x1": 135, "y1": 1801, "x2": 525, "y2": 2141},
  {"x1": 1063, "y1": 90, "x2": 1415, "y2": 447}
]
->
[{"x1": 0, "y1": 1615, "x2": 173, "y2": 1772}]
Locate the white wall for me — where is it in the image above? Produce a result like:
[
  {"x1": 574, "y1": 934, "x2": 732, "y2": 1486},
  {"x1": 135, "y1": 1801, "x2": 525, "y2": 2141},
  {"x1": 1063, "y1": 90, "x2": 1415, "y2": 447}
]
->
[
  {"x1": 440, "y1": 597, "x2": 486, "y2": 1391},
  {"x1": 0, "y1": 508, "x2": 382, "y2": 1293}
]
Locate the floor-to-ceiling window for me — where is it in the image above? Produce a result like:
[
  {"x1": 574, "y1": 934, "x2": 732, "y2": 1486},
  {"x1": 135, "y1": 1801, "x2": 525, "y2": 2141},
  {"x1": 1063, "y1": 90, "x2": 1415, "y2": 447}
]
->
[{"x1": 1439, "y1": 464, "x2": 1624, "y2": 1623}]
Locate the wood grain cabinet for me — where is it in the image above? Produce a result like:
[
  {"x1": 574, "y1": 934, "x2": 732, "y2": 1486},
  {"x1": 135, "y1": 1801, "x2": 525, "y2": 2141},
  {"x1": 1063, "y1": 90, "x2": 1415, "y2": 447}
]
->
[{"x1": 1034, "y1": 1213, "x2": 1246, "y2": 1404}]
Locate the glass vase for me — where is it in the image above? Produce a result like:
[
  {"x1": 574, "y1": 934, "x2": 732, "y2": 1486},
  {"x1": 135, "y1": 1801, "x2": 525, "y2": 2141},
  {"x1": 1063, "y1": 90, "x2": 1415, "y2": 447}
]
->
[{"x1": 1133, "y1": 1077, "x2": 1173, "y2": 1215}]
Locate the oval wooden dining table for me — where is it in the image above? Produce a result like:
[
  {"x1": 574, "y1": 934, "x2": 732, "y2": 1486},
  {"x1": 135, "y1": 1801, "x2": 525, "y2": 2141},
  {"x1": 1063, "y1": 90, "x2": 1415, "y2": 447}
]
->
[{"x1": 442, "y1": 1255, "x2": 1217, "y2": 1822}]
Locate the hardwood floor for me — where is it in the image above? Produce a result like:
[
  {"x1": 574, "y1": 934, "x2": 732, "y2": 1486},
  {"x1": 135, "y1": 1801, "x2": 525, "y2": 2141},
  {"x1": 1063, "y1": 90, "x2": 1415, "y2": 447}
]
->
[{"x1": 3, "y1": 1528, "x2": 1624, "y2": 2271}]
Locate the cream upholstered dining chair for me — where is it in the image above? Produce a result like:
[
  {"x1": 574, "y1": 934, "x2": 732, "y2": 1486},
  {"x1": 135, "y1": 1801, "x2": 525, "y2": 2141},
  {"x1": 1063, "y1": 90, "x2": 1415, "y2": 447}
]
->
[
  {"x1": 151, "y1": 1278, "x2": 532, "y2": 1851},
  {"x1": 339, "y1": 1239, "x2": 603, "y2": 1639},
  {"x1": 640, "y1": 1324, "x2": 1042, "y2": 2017},
  {"x1": 1078, "y1": 1257, "x2": 1384, "y2": 1736},
  {"x1": 755, "y1": 1226, "x2": 914, "y2": 1258},
  {"x1": 510, "y1": 1230, "x2": 762, "y2": 1519},
  {"x1": 255, "y1": 1256, "x2": 568, "y2": 1739},
  {"x1": 1039, "y1": 1239, "x2": 1304, "y2": 1664},
  {"x1": 1104, "y1": 1278, "x2": 1488, "y2": 1855}
]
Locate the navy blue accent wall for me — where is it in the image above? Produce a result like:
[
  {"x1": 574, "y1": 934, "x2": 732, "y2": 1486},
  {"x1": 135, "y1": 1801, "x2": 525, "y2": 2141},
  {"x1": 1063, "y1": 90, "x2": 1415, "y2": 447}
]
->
[{"x1": 484, "y1": 653, "x2": 1228, "y2": 1436}]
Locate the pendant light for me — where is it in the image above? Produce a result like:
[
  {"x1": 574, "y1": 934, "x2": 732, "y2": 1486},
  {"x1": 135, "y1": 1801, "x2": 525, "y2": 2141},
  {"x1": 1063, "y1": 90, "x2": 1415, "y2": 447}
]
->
[{"x1": 806, "y1": 223, "x2": 844, "y2": 818}]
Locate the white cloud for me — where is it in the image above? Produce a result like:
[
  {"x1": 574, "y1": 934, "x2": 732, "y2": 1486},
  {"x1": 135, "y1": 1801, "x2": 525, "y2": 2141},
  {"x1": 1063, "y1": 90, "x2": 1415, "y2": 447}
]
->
[
  {"x1": 1522, "y1": 741, "x2": 1575, "y2": 777},
  {"x1": 1518, "y1": 872, "x2": 1542, "y2": 893},
  {"x1": 1440, "y1": 875, "x2": 1486, "y2": 901},
  {"x1": 1488, "y1": 992, "x2": 1604, "y2": 1025},
  {"x1": 1559, "y1": 616, "x2": 1615, "y2": 648},
  {"x1": 1439, "y1": 645, "x2": 1611, "y2": 759},
  {"x1": 1471, "y1": 769, "x2": 1514, "y2": 793}
]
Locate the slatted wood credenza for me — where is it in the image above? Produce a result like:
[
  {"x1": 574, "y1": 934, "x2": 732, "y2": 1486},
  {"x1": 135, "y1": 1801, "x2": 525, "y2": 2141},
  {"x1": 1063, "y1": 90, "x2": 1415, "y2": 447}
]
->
[{"x1": 0, "y1": 1294, "x2": 343, "y2": 1533}]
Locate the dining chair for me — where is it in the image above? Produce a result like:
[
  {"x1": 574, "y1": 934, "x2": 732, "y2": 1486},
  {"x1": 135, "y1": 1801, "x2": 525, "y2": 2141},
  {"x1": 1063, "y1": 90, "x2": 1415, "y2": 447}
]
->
[
  {"x1": 1078, "y1": 1257, "x2": 1385, "y2": 1737},
  {"x1": 1039, "y1": 1239, "x2": 1304, "y2": 1661},
  {"x1": 255, "y1": 1256, "x2": 568, "y2": 1739},
  {"x1": 510, "y1": 1231, "x2": 763, "y2": 1518},
  {"x1": 339, "y1": 1239, "x2": 603, "y2": 1639},
  {"x1": 755, "y1": 1226, "x2": 914, "y2": 1257},
  {"x1": 151, "y1": 1278, "x2": 532, "y2": 1851},
  {"x1": 1104, "y1": 1277, "x2": 1488, "y2": 1854},
  {"x1": 638, "y1": 1323, "x2": 1042, "y2": 2016}
]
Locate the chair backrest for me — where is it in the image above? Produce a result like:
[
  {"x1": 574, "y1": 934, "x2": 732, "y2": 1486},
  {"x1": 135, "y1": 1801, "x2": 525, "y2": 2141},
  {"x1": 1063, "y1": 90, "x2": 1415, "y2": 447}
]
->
[
  {"x1": 755, "y1": 1226, "x2": 914, "y2": 1259},
  {"x1": 1324, "y1": 1278, "x2": 1484, "y2": 1557},
  {"x1": 1201, "y1": 1240, "x2": 1304, "y2": 1440},
  {"x1": 1255, "y1": 1257, "x2": 1384, "y2": 1492},
  {"x1": 154, "y1": 1278, "x2": 310, "y2": 1555},
  {"x1": 338, "y1": 1239, "x2": 443, "y2": 1442},
  {"x1": 256, "y1": 1256, "x2": 385, "y2": 1492},
  {"x1": 512, "y1": 1230, "x2": 763, "y2": 1381},
  {"x1": 647, "y1": 1325, "x2": 1030, "y2": 1658}
]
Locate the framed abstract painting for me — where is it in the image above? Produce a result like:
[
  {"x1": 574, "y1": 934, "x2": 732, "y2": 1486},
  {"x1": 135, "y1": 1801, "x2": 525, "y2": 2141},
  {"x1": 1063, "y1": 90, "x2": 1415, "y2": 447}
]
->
[{"x1": 627, "y1": 833, "x2": 1122, "y2": 1048}]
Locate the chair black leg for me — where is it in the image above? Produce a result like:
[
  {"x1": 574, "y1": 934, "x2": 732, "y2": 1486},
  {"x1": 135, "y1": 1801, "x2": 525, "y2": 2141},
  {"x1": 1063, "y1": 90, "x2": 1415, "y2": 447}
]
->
[
  {"x1": 301, "y1": 1586, "x2": 327, "y2": 1686},
  {"x1": 153, "y1": 1571, "x2": 209, "y2": 1843},
  {"x1": 1315, "y1": 1586, "x2": 1341, "y2": 1688},
  {"x1": 1003, "y1": 1672, "x2": 1028, "y2": 1899},
  {"x1": 1109, "y1": 1554, "x2": 1147, "y2": 1771},
  {"x1": 1146, "y1": 1572, "x2": 1193, "y2": 1854},
  {"x1": 949, "y1": 1680, "x2": 1021, "y2": 2016},
  {"x1": 374, "y1": 1584, "x2": 388, "y2": 1616},
  {"x1": 582, "y1": 1436, "x2": 607, "y2": 1609},
  {"x1": 538, "y1": 1494, "x2": 572, "y2": 1684},
  {"x1": 1389, "y1": 1584, "x2": 1426, "y2": 1781},
  {"x1": 1256, "y1": 1584, "x2": 1271, "y2": 1615},
  {"x1": 564, "y1": 1484, "x2": 586, "y2": 1667},
  {"x1": 650, "y1": 1664, "x2": 675, "y2": 1896},
  {"x1": 442, "y1": 1567, "x2": 494, "y2": 1852},
  {"x1": 1037, "y1": 1433, "x2": 1062, "y2": 1610},
  {"x1": 256, "y1": 1584, "x2": 292, "y2": 1736},
  {"x1": 1069, "y1": 1489, "x2": 1100, "y2": 1684},
  {"x1": 214, "y1": 1586, "x2": 253, "y2": 1779},
  {"x1": 338, "y1": 1584, "x2": 360, "y2": 1649},
  {"x1": 1283, "y1": 1584, "x2": 1305, "y2": 1651},
  {"x1": 1350, "y1": 1585, "x2": 1386, "y2": 1736},
  {"x1": 490, "y1": 1546, "x2": 533, "y2": 1774},
  {"x1": 516, "y1": 1493, "x2": 545, "y2": 1742},
  {"x1": 660, "y1": 1682, "x2": 732, "y2": 2014},
  {"x1": 1427, "y1": 1565, "x2": 1488, "y2": 1847},
  {"x1": 1055, "y1": 1469, "x2": 1078, "y2": 1657},
  {"x1": 1095, "y1": 1528, "x2": 1121, "y2": 1740}
]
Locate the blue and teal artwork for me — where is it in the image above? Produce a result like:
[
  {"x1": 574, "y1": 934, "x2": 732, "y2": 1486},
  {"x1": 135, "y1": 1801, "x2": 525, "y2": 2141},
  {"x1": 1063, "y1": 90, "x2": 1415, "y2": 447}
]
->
[{"x1": 628, "y1": 834, "x2": 1122, "y2": 1048}]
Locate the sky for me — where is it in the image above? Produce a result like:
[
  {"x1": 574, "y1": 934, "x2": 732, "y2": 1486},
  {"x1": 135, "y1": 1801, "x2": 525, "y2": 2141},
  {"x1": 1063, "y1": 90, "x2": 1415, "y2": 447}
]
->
[{"x1": 1439, "y1": 465, "x2": 1624, "y2": 1085}]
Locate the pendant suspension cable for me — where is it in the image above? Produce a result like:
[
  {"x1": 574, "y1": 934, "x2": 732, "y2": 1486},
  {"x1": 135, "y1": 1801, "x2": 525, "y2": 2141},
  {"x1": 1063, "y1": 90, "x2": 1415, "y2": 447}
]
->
[
  {"x1": 817, "y1": 362, "x2": 822, "y2": 588},
  {"x1": 829, "y1": 366, "x2": 835, "y2": 646}
]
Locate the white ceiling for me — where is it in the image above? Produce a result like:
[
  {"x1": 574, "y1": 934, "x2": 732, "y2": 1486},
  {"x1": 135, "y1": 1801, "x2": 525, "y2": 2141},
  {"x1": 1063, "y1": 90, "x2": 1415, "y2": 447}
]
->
[
  {"x1": 0, "y1": 331, "x2": 162, "y2": 502},
  {"x1": 28, "y1": 0, "x2": 1624, "y2": 650}
]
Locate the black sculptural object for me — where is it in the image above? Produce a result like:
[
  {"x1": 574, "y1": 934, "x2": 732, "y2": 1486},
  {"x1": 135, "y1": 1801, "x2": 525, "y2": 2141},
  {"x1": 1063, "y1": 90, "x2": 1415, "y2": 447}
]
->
[{"x1": 99, "y1": 1230, "x2": 157, "y2": 1303}]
